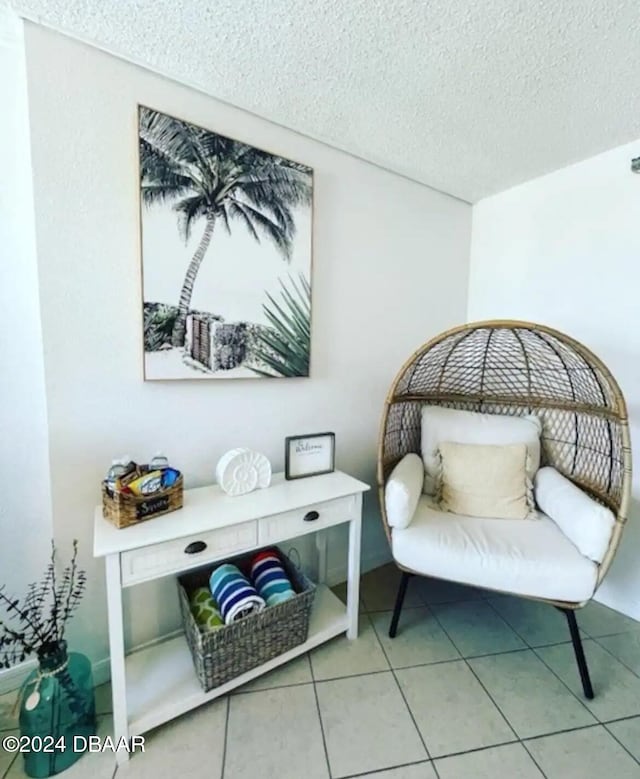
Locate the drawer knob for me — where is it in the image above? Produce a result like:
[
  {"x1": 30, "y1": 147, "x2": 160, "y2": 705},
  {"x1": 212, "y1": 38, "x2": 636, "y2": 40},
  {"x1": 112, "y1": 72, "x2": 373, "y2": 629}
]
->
[
  {"x1": 184, "y1": 540, "x2": 207, "y2": 554},
  {"x1": 303, "y1": 510, "x2": 320, "y2": 522}
]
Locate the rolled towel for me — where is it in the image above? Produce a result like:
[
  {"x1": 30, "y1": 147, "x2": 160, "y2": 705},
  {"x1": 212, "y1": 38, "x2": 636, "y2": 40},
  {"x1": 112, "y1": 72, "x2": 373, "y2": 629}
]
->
[
  {"x1": 189, "y1": 586, "x2": 223, "y2": 632},
  {"x1": 209, "y1": 564, "x2": 266, "y2": 625},
  {"x1": 250, "y1": 550, "x2": 296, "y2": 607}
]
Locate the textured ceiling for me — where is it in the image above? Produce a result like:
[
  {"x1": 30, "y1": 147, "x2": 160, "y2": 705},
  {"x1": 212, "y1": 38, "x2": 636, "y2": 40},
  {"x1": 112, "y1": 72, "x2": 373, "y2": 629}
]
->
[{"x1": 10, "y1": 0, "x2": 640, "y2": 202}]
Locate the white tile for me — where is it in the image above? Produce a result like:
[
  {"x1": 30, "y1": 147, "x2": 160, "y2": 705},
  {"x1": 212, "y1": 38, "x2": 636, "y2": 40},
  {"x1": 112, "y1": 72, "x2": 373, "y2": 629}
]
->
[
  {"x1": 431, "y1": 601, "x2": 525, "y2": 657},
  {"x1": 316, "y1": 671, "x2": 427, "y2": 778},
  {"x1": 414, "y1": 577, "x2": 485, "y2": 605},
  {"x1": 95, "y1": 683, "x2": 113, "y2": 715},
  {"x1": 396, "y1": 661, "x2": 514, "y2": 757},
  {"x1": 1, "y1": 729, "x2": 18, "y2": 777},
  {"x1": 331, "y1": 581, "x2": 349, "y2": 604},
  {"x1": 7, "y1": 715, "x2": 116, "y2": 779},
  {"x1": 233, "y1": 653, "x2": 312, "y2": 693},
  {"x1": 436, "y1": 743, "x2": 544, "y2": 779},
  {"x1": 358, "y1": 763, "x2": 437, "y2": 779},
  {"x1": 360, "y1": 565, "x2": 422, "y2": 612},
  {"x1": 225, "y1": 685, "x2": 328, "y2": 779},
  {"x1": 525, "y1": 725, "x2": 640, "y2": 779},
  {"x1": 488, "y1": 595, "x2": 577, "y2": 647},
  {"x1": 0, "y1": 692, "x2": 18, "y2": 732},
  {"x1": 607, "y1": 717, "x2": 640, "y2": 762},
  {"x1": 310, "y1": 614, "x2": 389, "y2": 680},
  {"x1": 1, "y1": 683, "x2": 112, "y2": 728},
  {"x1": 577, "y1": 602, "x2": 640, "y2": 638},
  {"x1": 469, "y1": 650, "x2": 595, "y2": 738},
  {"x1": 536, "y1": 640, "x2": 640, "y2": 721},
  {"x1": 117, "y1": 700, "x2": 226, "y2": 779},
  {"x1": 597, "y1": 630, "x2": 640, "y2": 676},
  {"x1": 331, "y1": 581, "x2": 363, "y2": 609},
  {"x1": 370, "y1": 607, "x2": 460, "y2": 668}
]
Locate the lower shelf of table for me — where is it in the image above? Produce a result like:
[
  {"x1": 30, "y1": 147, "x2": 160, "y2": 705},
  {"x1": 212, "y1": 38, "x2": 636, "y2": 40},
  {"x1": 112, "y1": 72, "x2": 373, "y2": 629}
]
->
[{"x1": 125, "y1": 585, "x2": 349, "y2": 736}]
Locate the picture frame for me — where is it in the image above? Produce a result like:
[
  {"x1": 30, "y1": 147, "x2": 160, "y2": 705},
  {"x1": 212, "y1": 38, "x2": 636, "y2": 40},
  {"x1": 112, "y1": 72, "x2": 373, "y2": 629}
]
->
[
  {"x1": 137, "y1": 105, "x2": 313, "y2": 381},
  {"x1": 284, "y1": 432, "x2": 335, "y2": 480}
]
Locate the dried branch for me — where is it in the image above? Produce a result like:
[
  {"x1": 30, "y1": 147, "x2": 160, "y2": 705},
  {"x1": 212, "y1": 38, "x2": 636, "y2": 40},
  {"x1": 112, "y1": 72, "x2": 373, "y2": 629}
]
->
[
  {"x1": 49, "y1": 541, "x2": 59, "y2": 641},
  {"x1": 0, "y1": 540, "x2": 87, "y2": 662}
]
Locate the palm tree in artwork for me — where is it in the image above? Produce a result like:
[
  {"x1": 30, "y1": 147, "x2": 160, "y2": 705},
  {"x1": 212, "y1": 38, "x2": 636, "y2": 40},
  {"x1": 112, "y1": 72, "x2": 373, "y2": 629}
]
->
[{"x1": 138, "y1": 106, "x2": 312, "y2": 347}]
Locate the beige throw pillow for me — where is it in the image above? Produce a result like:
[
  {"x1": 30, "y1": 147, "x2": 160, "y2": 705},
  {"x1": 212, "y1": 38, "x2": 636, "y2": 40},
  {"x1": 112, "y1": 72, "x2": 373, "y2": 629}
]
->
[{"x1": 438, "y1": 441, "x2": 535, "y2": 520}]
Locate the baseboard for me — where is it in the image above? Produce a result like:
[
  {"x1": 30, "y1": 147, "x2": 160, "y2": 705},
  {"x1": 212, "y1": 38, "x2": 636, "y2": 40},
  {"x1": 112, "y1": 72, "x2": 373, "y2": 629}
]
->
[
  {"x1": 593, "y1": 591, "x2": 640, "y2": 622},
  {"x1": 0, "y1": 629, "x2": 184, "y2": 695},
  {"x1": 326, "y1": 546, "x2": 392, "y2": 587},
  {"x1": 0, "y1": 654, "x2": 122, "y2": 696},
  {"x1": 0, "y1": 658, "x2": 37, "y2": 696},
  {"x1": 91, "y1": 656, "x2": 112, "y2": 688}
]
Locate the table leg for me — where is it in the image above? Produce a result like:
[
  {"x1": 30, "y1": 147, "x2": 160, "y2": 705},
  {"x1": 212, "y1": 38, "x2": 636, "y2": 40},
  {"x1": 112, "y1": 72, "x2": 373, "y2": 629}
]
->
[
  {"x1": 315, "y1": 529, "x2": 328, "y2": 585},
  {"x1": 105, "y1": 554, "x2": 130, "y2": 764},
  {"x1": 346, "y1": 496, "x2": 362, "y2": 640}
]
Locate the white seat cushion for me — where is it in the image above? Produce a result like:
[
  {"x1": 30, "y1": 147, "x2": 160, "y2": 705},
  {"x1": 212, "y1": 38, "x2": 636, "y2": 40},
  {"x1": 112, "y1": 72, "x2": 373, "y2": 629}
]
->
[{"x1": 392, "y1": 497, "x2": 598, "y2": 603}]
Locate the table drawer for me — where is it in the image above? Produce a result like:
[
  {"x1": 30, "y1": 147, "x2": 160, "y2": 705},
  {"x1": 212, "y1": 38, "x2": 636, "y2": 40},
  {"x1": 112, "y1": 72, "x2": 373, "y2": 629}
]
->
[
  {"x1": 258, "y1": 495, "x2": 356, "y2": 545},
  {"x1": 121, "y1": 521, "x2": 257, "y2": 586}
]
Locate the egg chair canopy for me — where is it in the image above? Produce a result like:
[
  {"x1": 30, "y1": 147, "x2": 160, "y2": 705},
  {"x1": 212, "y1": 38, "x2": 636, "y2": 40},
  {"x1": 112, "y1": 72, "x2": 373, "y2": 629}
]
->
[{"x1": 378, "y1": 320, "x2": 632, "y2": 581}]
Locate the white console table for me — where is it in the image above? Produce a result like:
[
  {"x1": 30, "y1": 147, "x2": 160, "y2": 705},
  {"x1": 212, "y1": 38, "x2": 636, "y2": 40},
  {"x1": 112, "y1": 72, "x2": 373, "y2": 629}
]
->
[{"x1": 93, "y1": 470, "x2": 369, "y2": 762}]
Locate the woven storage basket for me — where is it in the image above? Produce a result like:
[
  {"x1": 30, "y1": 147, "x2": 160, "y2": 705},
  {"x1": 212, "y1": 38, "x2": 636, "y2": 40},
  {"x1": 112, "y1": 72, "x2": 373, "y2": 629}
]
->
[
  {"x1": 101, "y1": 471, "x2": 183, "y2": 529},
  {"x1": 178, "y1": 550, "x2": 315, "y2": 692}
]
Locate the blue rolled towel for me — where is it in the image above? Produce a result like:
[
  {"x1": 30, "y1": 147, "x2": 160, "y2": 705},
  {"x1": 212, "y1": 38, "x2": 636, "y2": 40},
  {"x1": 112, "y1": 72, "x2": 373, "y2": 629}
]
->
[
  {"x1": 209, "y1": 564, "x2": 265, "y2": 625},
  {"x1": 250, "y1": 550, "x2": 296, "y2": 607}
]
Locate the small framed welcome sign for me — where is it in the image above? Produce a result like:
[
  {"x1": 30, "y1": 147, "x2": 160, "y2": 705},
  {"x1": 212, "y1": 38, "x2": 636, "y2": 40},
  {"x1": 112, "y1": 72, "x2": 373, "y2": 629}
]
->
[{"x1": 285, "y1": 432, "x2": 335, "y2": 480}]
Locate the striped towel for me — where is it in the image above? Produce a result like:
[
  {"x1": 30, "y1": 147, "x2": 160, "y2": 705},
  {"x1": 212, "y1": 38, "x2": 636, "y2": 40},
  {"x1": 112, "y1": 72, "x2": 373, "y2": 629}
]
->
[
  {"x1": 250, "y1": 550, "x2": 296, "y2": 607},
  {"x1": 209, "y1": 564, "x2": 266, "y2": 625}
]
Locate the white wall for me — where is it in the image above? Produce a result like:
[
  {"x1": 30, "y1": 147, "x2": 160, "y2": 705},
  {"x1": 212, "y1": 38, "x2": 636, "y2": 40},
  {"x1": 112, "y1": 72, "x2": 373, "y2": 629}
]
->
[
  {"x1": 17, "y1": 23, "x2": 471, "y2": 671},
  {"x1": 0, "y1": 8, "x2": 53, "y2": 682},
  {"x1": 469, "y1": 139, "x2": 640, "y2": 618}
]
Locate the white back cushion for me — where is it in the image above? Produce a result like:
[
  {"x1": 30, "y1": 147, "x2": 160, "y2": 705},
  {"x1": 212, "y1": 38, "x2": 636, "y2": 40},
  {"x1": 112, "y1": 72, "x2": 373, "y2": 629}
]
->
[
  {"x1": 421, "y1": 406, "x2": 542, "y2": 495},
  {"x1": 534, "y1": 466, "x2": 615, "y2": 563},
  {"x1": 385, "y1": 453, "x2": 424, "y2": 529}
]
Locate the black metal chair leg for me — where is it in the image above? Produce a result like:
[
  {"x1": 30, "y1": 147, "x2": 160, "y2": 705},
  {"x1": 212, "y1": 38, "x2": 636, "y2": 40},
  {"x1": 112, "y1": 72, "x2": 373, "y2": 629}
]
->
[
  {"x1": 389, "y1": 572, "x2": 412, "y2": 638},
  {"x1": 562, "y1": 608, "x2": 595, "y2": 699}
]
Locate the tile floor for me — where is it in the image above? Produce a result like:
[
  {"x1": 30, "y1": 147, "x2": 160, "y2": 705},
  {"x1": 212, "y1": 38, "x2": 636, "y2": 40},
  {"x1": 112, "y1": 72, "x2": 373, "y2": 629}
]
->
[{"x1": 3, "y1": 564, "x2": 640, "y2": 778}]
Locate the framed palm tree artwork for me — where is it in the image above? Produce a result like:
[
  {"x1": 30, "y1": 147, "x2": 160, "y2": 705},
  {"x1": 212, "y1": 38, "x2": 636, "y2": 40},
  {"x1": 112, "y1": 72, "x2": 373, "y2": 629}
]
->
[{"x1": 138, "y1": 106, "x2": 313, "y2": 380}]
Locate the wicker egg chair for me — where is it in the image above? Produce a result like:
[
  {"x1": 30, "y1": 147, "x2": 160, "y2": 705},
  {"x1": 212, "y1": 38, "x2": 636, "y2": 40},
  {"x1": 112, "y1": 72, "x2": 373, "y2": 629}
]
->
[{"x1": 377, "y1": 320, "x2": 632, "y2": 698}]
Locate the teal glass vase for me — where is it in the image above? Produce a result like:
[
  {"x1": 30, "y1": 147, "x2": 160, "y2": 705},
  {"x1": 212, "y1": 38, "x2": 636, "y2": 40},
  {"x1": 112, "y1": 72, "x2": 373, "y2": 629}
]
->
[{"x1": 19, "y1": 640, "x2": 97, "y2": 778}]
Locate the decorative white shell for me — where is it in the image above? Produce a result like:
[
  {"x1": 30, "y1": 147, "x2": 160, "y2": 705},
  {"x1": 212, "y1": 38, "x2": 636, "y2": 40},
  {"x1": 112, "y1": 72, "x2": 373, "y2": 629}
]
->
[{"x1": 215, "y1": 448, "x2": 272, "y2": 497}]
